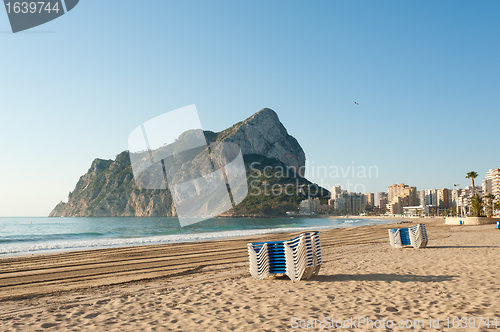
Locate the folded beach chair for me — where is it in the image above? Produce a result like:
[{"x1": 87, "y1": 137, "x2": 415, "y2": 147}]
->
[
  {"x1": 388, "y1": 223, "x2": 428, "y2": 249},
  {"x1": 247, "y1": 231, "x2": 322, "y2": 282}
]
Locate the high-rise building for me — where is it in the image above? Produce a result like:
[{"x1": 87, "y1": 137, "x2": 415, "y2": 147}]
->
[
  {"x1": 333, "y1": 191, "x2": 364, "y2": 214},
  {"x1": 352, "y1": 193, "x2": 363, "y2": 213},
  {"x1": 482, "y1": 168, "x2": 500, "y2": 197},
  {"x1": 387, "y1": 195, "x2": 409, "y2": 215},
  {"x1": 329, "y1": 186, "x2": 369, "y2": 214},
  {"x1": 375, "y1": 192, "x2": 388, "y2": 208},
  {"x1": 437, "y1": 188, "x2": 450, "y2": 208},
  {"x1": 417, "y1": 188, "x2": 452, "y2": 208},
  {"x1": 299, "y1": 198, "x2": 321, "y2": 214},
  {"x1": 329, "y1": 185, "x2": 342, "y2": 207},
  {"x1": 387, "y1": 184, "x2": 417, "y2": 215},
  {"x1": 379, "y1": 196, "x2": 388, "y2": 209},
  {"x1": 388, "y1": 184, "x2": 407, "y2": 202},
  {"x1": 363, "y1": 193, "x2": 374, "y2": 206},
  {"x1": 330, "y1": 186, "x2": 342, "y2": 200},
  {"x1": 421, "y1": 189, "x2": 438, "y2": 206},
  {"x1": 388, "y1": 184, "x2": 417, "y2": 206},
  {"x1": 333, "y1": 196, "x2": 346, "y2": 213}
]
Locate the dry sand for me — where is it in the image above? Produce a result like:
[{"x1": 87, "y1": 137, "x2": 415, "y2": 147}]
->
[{"x1": 1, "y1": 219, "x2": 499, "y2": 331}]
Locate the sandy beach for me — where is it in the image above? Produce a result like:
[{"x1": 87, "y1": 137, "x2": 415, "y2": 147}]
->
[{"x1": 1, "y1": 219, "x2": 499, "y2": 331}]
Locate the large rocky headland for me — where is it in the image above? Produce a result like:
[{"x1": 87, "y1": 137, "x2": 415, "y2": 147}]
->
[{"x1": 49, "y1": 108, "x2": 326, "y2": 217}]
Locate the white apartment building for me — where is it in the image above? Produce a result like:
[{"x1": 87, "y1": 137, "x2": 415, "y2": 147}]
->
[
  {"x1": 420, "y1": 189, "x2": 438, "y2": 206},
  {"x1": 329, "y1": 186, "x2": 366, "y2": 214},
  {"x1": 299, "y1": 198, "x2": 321, "y2": 214},
  {"x1": 482, "y1": 168, "x2": 500, "y2": 197},
  {"x1": 375, "y1": 192, "x2": 388, "y2": 208}
]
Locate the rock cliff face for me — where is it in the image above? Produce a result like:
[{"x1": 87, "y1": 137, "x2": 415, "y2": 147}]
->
[
  {"x1": 208, "y1": 108, "x2": 305, "y2": 176},
  {"x1": 49, "y1": 108, "x2": 307, "y2": 217},
  {"x1": 49, "y1": 152, "x2": 176, "y2": 217}
]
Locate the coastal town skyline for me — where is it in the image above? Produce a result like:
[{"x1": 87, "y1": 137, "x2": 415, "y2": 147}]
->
[{"x1": 294, "y1": 167, "x2": 499, "y2": 217}]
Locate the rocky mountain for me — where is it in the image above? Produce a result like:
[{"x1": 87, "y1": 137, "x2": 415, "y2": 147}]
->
[
  {"x1": 49, "y1": 108, "x2": 321, "y2": 217},
  {"x1": 204, "y1": 108, "x2": 305, "y2": 176}
]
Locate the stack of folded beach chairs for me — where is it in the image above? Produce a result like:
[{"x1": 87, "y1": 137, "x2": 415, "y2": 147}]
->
[
  {"x1": 247, "y1": 231, "x2": 322, "y2": 282},
  {"x1": 388, "y1": 223, "x2": 428, "y2": 249}
]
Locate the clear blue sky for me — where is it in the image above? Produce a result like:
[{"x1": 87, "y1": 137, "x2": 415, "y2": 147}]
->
[{"x1": 1, "y1": 1, "x2": 499, "y2": 216}]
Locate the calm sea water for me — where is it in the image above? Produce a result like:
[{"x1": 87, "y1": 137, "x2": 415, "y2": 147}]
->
[{"x1": 0, "y1": 216, "x2": 399, "y2": 256}]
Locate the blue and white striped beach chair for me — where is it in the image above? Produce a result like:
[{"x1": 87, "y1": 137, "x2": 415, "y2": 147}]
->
[
  {"x1": 388, "y1": 223, "x2": 428, "y2": 249},
  {"x1": 247, "y1": 231, "x2": 322, "y2": 282}
]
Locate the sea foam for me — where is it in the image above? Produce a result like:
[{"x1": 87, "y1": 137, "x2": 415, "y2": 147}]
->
[{"x1": 0, "y1": 225, "x2": 334, "y2": 256}]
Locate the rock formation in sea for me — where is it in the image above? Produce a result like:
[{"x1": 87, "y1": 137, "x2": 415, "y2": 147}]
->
[{"x1": 49, "y1": 108, "x2": 319, "y2": 217}]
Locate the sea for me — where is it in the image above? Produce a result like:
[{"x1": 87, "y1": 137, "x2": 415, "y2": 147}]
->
[{"x1": 0, "y1": 216, "x2": 400, "y2": 257}]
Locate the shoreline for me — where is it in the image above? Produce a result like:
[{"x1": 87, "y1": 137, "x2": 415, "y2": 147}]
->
[
  {"x1": 0, "y1": 216, "x2": 406, "y2": 259},
  {"x1": 319, "y1": 214, "x2": 445, "y2": 220}
]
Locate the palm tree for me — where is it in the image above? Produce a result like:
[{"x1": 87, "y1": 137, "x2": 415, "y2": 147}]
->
[
  {"x1": 470, "y1": 195, "x2": 483, "y2": 217},
  {"x1": 465, "y1": 171, "x2": 479, "y2": 195},
  {"x1": 494, "y1": 201, "x2": 500, "y2": 217},
  {"x1": 484, "y1": 193, "x2": 495, "y2": 216}
]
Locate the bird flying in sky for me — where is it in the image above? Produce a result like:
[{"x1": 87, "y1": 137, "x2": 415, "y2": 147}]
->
[{"x1": 354, "y1": 101, "x2": 359, "y2": 105}]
